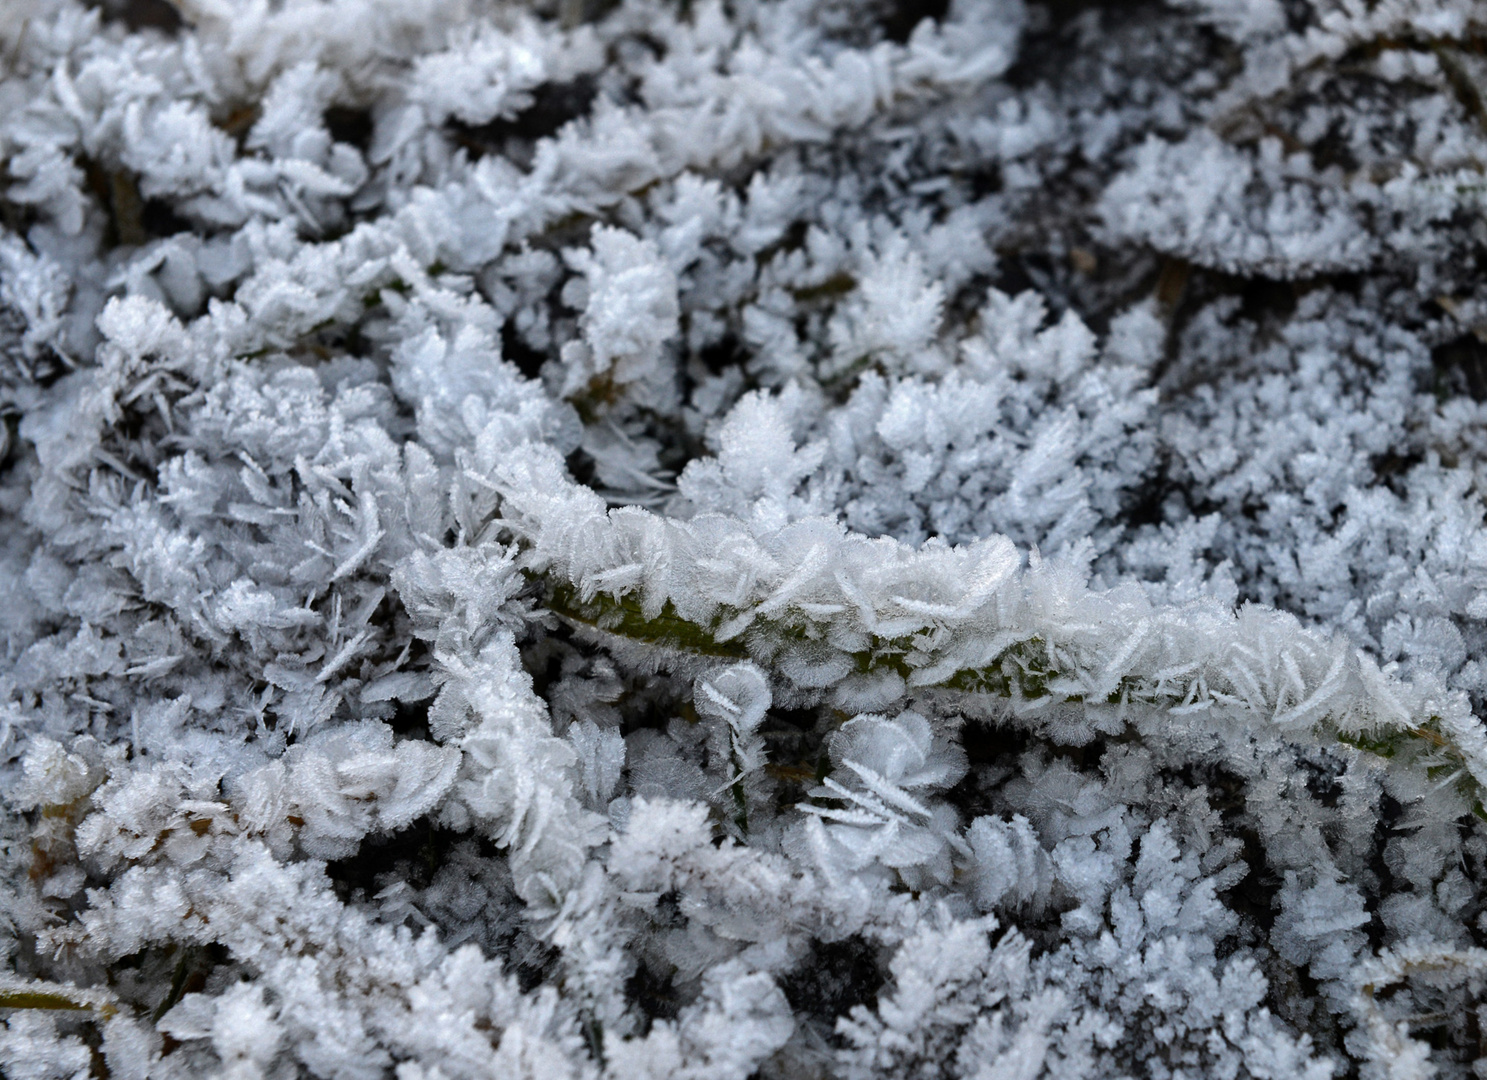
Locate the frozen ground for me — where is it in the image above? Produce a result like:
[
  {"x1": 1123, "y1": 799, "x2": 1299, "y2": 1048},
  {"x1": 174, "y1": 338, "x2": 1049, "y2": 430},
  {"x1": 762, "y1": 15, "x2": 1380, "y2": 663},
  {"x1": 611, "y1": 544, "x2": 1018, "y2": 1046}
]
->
[{"x1": 3, "y1": 0, "x2": 1487, "y2": 1076}]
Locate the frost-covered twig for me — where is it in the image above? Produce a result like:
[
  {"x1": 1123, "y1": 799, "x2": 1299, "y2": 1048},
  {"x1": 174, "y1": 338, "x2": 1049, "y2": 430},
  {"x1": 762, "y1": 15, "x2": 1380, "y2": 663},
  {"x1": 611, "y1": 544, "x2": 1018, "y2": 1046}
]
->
[{"x1": 494, "y1": 440, "x2": 1487, "y2": 807}]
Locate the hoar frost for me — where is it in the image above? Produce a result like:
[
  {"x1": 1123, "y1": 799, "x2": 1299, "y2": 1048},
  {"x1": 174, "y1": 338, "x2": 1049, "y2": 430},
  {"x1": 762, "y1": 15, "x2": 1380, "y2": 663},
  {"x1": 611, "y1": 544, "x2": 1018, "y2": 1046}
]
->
[{"x1": 2, "y1": 0, "x2": 1487, "y2": 1077}]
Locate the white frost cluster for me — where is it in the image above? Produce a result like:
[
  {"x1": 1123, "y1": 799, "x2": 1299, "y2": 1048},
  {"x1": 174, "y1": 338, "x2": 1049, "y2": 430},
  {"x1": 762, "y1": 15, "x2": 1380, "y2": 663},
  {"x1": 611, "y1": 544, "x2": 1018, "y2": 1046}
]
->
[{"x1": 2, "y1": 0, "x2": 1487, "y2": 1077}]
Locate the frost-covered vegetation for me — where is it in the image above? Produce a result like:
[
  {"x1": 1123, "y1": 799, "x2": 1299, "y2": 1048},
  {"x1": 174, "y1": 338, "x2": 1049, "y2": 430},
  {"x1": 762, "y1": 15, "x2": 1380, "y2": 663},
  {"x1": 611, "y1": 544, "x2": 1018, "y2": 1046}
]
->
[{"x1": 4, "y1": 0, "x2": 1487, "y2": 1075}]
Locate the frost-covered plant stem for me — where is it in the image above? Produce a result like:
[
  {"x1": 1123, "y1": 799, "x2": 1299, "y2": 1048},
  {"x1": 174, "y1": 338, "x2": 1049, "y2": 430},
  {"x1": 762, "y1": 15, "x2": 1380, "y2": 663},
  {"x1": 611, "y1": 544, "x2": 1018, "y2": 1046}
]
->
[{"x1": 499, "y1": 445, "x2": 1487, "y2": 812}]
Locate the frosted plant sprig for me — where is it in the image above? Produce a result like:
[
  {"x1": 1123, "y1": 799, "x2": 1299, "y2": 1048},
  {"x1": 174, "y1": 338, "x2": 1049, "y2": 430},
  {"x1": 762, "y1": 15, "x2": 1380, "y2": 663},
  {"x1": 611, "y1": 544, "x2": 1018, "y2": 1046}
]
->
[{"x1": 493, "y1": 440, "x2": 1487, "y2": 806}]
